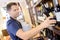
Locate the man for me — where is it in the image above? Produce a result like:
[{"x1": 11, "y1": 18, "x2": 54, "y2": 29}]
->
[{"x1": 6, "y1": 2, "x2": 56, "y2": 40}]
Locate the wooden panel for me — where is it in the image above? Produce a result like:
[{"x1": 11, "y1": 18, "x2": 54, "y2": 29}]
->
[
  {"x1": 2, "y1": 29, "x2": 9, "y2": 36},
  {"x1": 19, "y1": 0, "x2": 32, "y2": 26},
  {"x1": 58, "y1": 0, "x2": 60, "y2": 5}
]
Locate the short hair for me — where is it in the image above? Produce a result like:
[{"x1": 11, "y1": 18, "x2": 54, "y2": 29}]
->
[{"x1": 6, "y1": 2, "x2": 17, "y2": 11}]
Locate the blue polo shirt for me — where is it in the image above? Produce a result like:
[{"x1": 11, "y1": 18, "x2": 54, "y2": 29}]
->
[{"x1": 7, "y1": 17, "x2": 22, "y2": 40}]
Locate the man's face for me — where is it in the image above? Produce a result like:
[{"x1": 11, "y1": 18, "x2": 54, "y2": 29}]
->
[{"x1": 8, "y1": 5, "x2": 20, "y2": 18}]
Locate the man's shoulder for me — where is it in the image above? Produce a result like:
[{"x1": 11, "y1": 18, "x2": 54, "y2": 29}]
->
[{"x1": 7, "y1": 19, "x2": 16, "y2": 26}]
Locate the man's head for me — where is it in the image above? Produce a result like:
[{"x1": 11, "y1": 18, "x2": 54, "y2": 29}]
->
[{"x1": 6, "y1": 2, "x2": 20, "y2": 18}]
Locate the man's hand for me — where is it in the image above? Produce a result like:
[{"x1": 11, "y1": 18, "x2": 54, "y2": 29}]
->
[{"x1": 40, "y1": 16, "x2": 56, "y2": 28}]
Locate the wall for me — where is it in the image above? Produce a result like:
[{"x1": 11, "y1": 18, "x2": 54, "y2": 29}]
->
[{"x1": 0, "y1": 0, "x2": 20, "y2": 7}]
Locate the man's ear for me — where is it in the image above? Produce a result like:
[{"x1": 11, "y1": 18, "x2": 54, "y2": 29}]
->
[{"x1": 7, "y1": 10, "x2": 10, "y2": 13}]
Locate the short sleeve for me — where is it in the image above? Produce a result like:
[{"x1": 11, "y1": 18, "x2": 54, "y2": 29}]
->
[{"x1": 7, "y1": 21, "x2": 22, "y2": 36}]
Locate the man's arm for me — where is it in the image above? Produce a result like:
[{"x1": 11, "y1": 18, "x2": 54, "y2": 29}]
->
[{"x1": 16, "y1": 16, "x2": 56, "y2": 40}]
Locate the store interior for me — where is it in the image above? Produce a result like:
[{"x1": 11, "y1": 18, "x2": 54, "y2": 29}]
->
[{"x1": 0, "y1": 0, "x2": 60, "y2": 40}]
